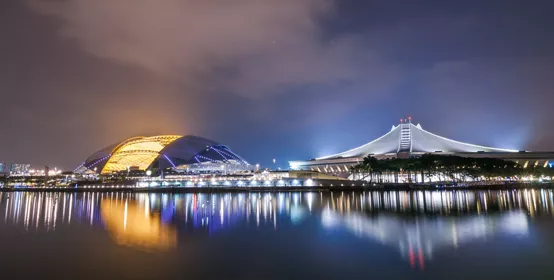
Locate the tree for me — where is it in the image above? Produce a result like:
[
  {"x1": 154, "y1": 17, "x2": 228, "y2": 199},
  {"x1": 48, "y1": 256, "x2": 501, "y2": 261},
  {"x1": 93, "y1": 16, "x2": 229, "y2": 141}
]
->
[{"x1": 350, "y1": 153, "x2": 541, "y2": 186}]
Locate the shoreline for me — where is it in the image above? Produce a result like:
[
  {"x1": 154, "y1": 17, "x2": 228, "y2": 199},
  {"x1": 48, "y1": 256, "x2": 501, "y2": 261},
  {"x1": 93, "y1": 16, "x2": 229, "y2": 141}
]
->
[{"x1": 1, "y1": 183, "x2": 552, "y2": 193}]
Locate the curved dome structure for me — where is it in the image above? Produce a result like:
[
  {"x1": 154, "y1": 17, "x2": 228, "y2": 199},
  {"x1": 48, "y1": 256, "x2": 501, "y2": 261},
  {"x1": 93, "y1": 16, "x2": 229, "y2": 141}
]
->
[{"x1": 77, "y1": 135, "x2": 248, "y2": 174}]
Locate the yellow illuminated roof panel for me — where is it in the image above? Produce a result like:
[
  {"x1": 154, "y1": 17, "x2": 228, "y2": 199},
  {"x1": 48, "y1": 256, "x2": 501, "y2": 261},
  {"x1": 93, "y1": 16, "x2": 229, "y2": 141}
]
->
[
  {"x1": 101, "y1": 135, "x2": 182, "y2": 174},
  {"x1": 118, "y1": 141, "x2": 166, "y2": 153}
]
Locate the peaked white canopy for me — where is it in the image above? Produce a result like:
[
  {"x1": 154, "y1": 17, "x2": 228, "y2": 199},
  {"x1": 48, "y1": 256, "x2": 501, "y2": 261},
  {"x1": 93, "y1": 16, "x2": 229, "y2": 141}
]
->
[{"x1": 317, "y1": 122, "x2": 517, "y2": 160}]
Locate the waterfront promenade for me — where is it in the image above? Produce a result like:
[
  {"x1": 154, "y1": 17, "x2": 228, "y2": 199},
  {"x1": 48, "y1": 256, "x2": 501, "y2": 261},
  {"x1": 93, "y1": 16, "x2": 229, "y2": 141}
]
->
[{"x1": 2, "y1": 182, "x2": 552, "y2": 193}]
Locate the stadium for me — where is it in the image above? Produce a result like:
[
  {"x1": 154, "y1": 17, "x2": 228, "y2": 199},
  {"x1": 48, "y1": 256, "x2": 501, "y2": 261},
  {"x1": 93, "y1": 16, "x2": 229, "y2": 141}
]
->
[
  {"x1": 75, "y1": 135, "x2": 249, "y2": 174},
  {"x1": 290, "y1": 118, "x2": 554, "y2": 178}
]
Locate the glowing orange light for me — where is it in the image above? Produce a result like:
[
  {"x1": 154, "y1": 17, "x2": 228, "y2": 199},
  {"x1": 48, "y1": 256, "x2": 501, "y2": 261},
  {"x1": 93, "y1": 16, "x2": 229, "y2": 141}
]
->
[
  {"x1": 101, "y1": 199, "x2": 177, "y2": 251},
  {"x1": 102, "y1": 135, "x2": 182, "y2": 174}
]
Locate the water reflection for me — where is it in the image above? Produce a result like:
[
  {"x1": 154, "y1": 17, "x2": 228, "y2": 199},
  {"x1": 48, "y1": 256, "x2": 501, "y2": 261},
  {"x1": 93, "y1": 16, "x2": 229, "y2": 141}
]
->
[
  {"x1": 0, "y1": 189, "x2": 553, "y2": 258},
  {"x1": 322, "y1": 210, "x2": 528, "y2": 269},
  {"x1": 101, "y1": 198, "x2": 177, "y2": 251}
]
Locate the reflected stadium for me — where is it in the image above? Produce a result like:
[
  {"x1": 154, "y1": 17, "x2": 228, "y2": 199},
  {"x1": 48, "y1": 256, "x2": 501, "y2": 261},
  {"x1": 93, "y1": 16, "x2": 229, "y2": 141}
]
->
[
  {"x1": 101, "y1": 198, "x2": 177, "y2": 251},
  {"x1": 0, "y1": 190, "x2": 546, "y2": 265},
  {"x1": 75, "y1": 135, "x2": 249, "y2": 174}
]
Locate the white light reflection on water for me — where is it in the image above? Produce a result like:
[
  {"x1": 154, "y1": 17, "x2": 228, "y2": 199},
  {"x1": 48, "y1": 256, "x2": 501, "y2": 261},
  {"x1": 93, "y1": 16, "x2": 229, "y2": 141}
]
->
[
  {"x1": 0, "y1": 189, "x2": 552, "y2": 256},
  {"x1": 322, "y1": 209, "x2": 529, "y2": 269}
]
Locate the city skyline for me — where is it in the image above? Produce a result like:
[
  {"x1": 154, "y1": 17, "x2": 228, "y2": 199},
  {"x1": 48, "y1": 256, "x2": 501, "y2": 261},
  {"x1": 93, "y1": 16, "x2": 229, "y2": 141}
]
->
[{"x1": 1, "y1": 1, "x2": 554, "y2": 170}]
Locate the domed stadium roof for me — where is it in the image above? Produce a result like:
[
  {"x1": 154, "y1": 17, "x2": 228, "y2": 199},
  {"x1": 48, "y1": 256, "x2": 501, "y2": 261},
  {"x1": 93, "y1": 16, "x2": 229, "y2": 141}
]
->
[{"x1": 77, "y1": 135, "x2": 248, "y2": 174}]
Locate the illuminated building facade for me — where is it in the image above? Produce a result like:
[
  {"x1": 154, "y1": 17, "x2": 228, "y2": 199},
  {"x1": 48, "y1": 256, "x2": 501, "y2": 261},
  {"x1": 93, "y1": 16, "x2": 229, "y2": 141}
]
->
[
  {"x1": 9, "y1": 163, "x2": 31, "y2": 176},
  {"x1": 76, "y1": 135, "x2": 249, "y2": 174},
  {"x1": 290, "y1": 118, "x2": 554, "y2": 178}
]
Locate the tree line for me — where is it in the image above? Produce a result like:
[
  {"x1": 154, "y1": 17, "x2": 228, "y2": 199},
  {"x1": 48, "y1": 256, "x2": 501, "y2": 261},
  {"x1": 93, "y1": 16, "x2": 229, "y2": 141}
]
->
[{"x1": 350, "y1": 154, "x2": 554, "y2": 184}]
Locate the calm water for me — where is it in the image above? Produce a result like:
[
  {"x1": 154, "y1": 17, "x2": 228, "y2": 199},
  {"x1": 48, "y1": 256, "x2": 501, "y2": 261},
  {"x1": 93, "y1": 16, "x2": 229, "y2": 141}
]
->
[{"x1": 1, "y1": 190, "x2": 554, "y2": 279}]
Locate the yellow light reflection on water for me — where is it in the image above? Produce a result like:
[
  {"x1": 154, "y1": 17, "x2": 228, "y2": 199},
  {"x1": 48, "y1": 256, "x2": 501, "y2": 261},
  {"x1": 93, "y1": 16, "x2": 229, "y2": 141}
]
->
[{"x1": 101, "y1": 198, "x2": 177, "y2": 251}]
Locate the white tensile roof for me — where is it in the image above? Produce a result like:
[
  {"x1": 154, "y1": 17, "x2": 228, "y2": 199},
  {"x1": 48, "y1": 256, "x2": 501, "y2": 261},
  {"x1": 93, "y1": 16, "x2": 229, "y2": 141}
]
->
[{"x1": 317, "y1": 122, "x2": 517, "y2": 160}]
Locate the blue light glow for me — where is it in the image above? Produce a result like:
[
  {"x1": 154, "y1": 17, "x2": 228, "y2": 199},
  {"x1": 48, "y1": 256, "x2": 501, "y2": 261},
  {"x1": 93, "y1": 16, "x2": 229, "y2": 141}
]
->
[
  {"x1": 162, "y1": 154, "x2": 177, "y2": 168},
  {"x1": 210, "y1": 147, "x2": 229, "y2": 161}
]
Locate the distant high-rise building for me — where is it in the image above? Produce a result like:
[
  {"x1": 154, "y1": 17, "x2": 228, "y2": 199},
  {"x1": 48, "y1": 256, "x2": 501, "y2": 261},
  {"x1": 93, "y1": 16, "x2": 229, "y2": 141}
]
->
[
  {"x1": 10, "y1": 163, "x2": 31, "y2": 175},
  {"x1": 0, "y1": 162, "x2": 5, "y2": 173}
]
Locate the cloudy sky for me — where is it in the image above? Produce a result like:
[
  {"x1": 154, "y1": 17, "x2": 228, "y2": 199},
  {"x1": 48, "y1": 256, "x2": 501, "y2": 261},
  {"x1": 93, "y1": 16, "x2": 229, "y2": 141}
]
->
[{"x1": 1, "y1": 0, "x2": 553, "y2": 169}]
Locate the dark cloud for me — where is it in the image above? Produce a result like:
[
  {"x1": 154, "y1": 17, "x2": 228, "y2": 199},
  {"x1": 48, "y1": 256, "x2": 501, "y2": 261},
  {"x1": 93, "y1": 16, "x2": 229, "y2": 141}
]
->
[
  {"x1": 0, "y1": 1, "x2": 553, "y2": 169},
  {"x1": 28, "y1": 0, "x2": 397, "y2": 97}
]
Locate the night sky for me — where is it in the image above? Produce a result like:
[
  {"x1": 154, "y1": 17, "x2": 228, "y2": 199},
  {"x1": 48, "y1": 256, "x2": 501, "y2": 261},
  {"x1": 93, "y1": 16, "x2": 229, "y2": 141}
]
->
[{"x1": 1, "y1": 0, "x2": 554, "y2": 170}]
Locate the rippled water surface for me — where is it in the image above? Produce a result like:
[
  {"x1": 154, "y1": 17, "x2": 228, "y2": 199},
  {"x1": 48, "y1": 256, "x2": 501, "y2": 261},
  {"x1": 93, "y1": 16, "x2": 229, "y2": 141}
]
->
[{"x1": 1, "y1": 189, "x2": 554, "y2": 279}]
